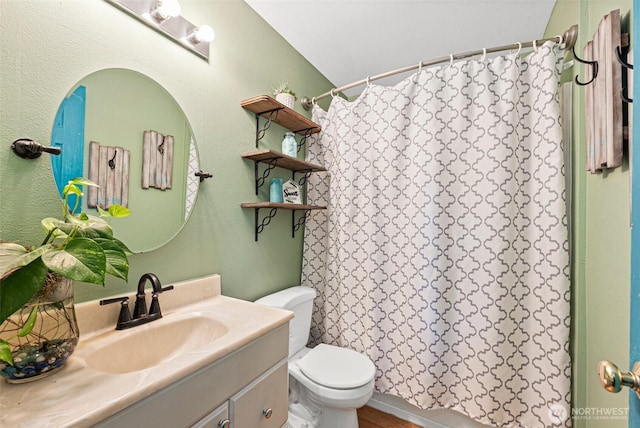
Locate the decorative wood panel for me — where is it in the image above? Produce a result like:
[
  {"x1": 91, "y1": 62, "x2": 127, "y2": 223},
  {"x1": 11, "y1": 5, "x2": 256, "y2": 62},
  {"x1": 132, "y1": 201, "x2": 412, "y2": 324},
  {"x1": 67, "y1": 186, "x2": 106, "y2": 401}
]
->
[
  {"x1": 142, "y1": 130, "x2": 174, "y2": 190},
  {"x1": 584, "y1": 9, "x2": 624, "y2": 173},
  {"x1": 88, "y1": 141, "x2": 131, "y2": 209},
  {"x1": 585, "y1": 41, "x2": 596, "y2": 173}
]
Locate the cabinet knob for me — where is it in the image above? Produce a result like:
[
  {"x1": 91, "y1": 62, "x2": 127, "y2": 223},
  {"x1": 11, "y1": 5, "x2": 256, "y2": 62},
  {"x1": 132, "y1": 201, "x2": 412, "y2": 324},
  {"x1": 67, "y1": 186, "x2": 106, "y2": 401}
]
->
[
  {"x1": 263, "y1": 408, "x2": 273, "y2": 419},
  {"x1": 218, "y1": 419, "x2": 230, "y2": 428}
]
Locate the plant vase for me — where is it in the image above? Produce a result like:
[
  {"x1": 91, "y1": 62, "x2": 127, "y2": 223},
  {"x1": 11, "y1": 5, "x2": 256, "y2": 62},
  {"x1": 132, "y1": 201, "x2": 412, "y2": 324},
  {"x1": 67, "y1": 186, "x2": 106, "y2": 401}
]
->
[
  {"x1": 0, "y1": 276, "x2": 79, "y2": 383},
  {"x1": 275, "y1": 93, "x2": 296, "y2": 109}
]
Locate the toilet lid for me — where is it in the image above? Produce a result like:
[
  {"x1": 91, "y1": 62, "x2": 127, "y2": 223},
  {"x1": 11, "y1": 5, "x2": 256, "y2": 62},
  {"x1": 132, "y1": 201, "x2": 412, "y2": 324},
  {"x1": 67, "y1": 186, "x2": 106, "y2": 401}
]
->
[{"x1": 297, "y1": 344, "x2": 376, "y2": 389}]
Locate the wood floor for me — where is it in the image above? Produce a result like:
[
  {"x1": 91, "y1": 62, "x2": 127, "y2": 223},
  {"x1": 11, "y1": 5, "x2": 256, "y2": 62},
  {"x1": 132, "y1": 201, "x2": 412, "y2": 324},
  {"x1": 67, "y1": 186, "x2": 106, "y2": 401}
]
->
[{"x1": 357, "y1": 406, "x2": 422, "y2": 428}]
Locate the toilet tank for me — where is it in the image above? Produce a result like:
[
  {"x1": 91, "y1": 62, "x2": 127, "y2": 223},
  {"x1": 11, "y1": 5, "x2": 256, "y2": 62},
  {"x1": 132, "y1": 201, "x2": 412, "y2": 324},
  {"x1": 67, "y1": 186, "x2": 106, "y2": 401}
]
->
[{"x1": 255, "y1": 286, "x2": 316, "y2": 357}]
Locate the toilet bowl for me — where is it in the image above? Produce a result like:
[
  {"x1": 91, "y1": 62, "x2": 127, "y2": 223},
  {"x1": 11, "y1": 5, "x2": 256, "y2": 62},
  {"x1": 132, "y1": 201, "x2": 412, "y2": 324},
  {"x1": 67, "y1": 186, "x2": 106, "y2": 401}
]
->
[{"x1": 255, "y1": 286, "x2": 376, "y2": 428}]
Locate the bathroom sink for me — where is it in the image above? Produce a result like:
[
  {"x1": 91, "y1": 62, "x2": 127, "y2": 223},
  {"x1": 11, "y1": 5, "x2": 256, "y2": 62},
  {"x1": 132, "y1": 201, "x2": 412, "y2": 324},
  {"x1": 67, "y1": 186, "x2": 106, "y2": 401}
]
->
[{"x1": 76, "y1": 312, "x2": 229, "y2": 374}]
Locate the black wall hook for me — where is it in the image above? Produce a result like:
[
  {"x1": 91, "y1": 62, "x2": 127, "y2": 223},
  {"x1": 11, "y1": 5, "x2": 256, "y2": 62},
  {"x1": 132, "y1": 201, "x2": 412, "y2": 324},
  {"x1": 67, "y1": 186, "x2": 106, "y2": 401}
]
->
[
  {"x1": 616, "y1": 46, "x2": 633, "y2": 69},
  {"x1": 616, "y1": 46, "x2": 633, "y2": 103},
  {"x1": 108, "y1": 151, "x2": 117, "y2": 170},
  {"x1": 572, "y1": 45, "x2": 598, "y2": 86},
  {"x1": 11, "y1": 139, "x2": 62, "y2": 159}
]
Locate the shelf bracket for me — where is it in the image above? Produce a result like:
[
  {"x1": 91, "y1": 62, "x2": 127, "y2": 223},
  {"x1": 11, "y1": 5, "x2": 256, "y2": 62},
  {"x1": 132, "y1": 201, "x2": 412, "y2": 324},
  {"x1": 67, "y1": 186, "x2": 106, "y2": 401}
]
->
[
  {"x1": 292, "y1": 209, "x2": 312, "y2": 238},
  {"x1": 255, "y1": 157, "x2": 280, "y2": 195},
  {"x1": 253, "y1": 207, "x2": 279, "y2": 241},
  {"x1": 255, "y1": 109, "x2": 282, "y2": 147},
  {"x1": 293, "y1": 169, "x2": 313, "y2": 187},
  {"x1": 295, "y1": 128, "x2": 315, "y2": 153}
]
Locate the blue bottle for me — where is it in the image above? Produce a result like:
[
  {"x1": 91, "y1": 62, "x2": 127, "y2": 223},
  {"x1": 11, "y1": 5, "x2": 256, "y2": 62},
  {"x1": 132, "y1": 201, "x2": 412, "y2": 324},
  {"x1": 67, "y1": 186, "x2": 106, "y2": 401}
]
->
[
  {"x1": 270, "y1": 178, "x2": 283, "y2": 203},
  {"x1": 281, "y1": 132, "x2": 297, "y2": 157}
]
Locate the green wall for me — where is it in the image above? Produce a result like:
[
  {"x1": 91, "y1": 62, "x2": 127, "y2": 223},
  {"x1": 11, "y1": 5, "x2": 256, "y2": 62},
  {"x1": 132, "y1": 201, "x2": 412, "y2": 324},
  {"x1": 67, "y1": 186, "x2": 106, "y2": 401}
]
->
[
  {"x1": 545, "y1": 1, "x2": 633, "y2": 427},
  {"x1": 4, "y1": 1, "x2": 635, "y2": 424},
  {"x1": 0, "y1": 0, "x2": 333, "y2": 303}
]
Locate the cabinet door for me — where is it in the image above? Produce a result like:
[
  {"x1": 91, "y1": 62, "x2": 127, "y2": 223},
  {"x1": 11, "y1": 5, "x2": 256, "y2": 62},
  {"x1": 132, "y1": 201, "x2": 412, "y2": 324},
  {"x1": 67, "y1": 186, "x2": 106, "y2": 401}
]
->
[
  {"x1": 230, "y1": 361, "x2": 288, "y2": 428},
  {"x1": 192, "y1": 402, "x2": 230, "y2": 428}
]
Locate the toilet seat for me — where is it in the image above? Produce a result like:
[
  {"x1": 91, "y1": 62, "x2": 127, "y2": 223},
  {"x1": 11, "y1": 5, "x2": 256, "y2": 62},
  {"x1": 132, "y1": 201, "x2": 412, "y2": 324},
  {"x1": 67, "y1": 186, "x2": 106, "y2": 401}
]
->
[{"x1": 297, "y1": 344, "x2": 376, "y2": 389}]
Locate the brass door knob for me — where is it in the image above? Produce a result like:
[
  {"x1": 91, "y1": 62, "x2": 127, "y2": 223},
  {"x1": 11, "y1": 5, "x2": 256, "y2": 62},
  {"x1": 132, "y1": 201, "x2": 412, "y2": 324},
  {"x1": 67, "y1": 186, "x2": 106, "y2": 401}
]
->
[
  {"x1": 598, "y1": 360, "x2": 640, "y2": 397},
  {"x1": 263, "y1": 408, "x2": 273, "y2": 419},
  {"x1": 218, "y1": 419, "x2": 230, "y2": 428}
]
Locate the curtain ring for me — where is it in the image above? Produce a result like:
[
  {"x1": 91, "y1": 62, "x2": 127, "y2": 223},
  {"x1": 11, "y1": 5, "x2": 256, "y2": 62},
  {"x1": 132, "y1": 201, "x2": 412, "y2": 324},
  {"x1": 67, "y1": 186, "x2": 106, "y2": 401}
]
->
[
  {"x1": 556, "y1": 34, "x2": 564, "y2": 45},
  {"x1": 413, "y1": 62, "x2": 422, "y2": 83},
  {"x1": 480, "y1": 48, "x2": 487, "y2": 62},
  {"x1": 449, "y1": 54, "x2": 454, "y2": 67},
  {"x1": 533, "y1": 39, "x2": 539, "y2": 52},
  {"x1": 311, "y1": 97, "x2": 317, "y2": 106},
  {"x1": 330, "y1": 88, "x2": 337, "y2": 98},
  {"x1": 514, "y1": 42, "x2": 522, "y2": 57},
  {"x1": 366, "y1": 76, "x2": 371, "y2": 87}
]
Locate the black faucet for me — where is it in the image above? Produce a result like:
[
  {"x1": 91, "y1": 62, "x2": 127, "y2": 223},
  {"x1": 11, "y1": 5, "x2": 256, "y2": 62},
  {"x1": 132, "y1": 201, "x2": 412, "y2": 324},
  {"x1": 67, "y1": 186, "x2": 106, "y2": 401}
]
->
[{"x1": 100, "y1": 273, "x2": 174, "y2": 330}]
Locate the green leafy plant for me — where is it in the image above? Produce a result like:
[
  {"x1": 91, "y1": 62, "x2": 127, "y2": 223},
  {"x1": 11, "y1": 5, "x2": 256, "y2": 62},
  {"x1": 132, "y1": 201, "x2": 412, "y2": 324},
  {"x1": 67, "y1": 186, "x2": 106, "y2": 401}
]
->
[
  {"x1": 271, "y1": 81, "x2": 297, "y2": 99},
  {"x1": 0, "y1": 178, "x2": 132, "y2": 365}
]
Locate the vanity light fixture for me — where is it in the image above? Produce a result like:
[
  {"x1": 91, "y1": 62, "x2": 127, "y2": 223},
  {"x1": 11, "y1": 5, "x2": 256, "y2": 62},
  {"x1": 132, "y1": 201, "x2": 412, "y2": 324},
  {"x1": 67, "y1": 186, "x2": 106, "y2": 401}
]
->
[
  {"x1": 105, "y1": 0, "x2": 214, "y2": 60},
  {"x1": 149, "y1": 0, "x2": 181, "y2": 24},
  {"x1": 187, "y1": 25, "x2": 215, "y2": 45}
]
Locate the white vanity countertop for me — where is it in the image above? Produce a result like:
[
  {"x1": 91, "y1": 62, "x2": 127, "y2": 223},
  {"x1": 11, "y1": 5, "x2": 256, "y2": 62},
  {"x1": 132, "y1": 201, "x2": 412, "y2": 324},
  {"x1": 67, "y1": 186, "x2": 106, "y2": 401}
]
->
[{"x1": 0, "y1": 274, "x2": 293, "y2": 427}]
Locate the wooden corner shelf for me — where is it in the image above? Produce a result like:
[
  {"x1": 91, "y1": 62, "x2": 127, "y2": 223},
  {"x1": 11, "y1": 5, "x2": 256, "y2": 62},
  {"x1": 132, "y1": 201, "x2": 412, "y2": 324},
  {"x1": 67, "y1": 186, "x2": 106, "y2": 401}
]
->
[
  {"x1": 241, "y1": 149, "x2": 326, "y2": 173},
  {"x1": 241, "y1": 95, "x2": 321, "y2": 135}
]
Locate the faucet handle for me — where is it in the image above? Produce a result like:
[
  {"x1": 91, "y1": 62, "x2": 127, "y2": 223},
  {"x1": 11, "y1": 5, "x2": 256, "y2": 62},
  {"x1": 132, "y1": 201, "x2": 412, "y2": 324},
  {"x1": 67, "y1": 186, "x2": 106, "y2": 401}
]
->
[
  {"x1": 100, "y1": 296, "x2": 128, "y2": 305},
  {"x1": 100, "y1": 297, "x2": 132, "y2": 329},
  {"x1": 149, "y1": 285, "x2": 174, "y2": 317}
]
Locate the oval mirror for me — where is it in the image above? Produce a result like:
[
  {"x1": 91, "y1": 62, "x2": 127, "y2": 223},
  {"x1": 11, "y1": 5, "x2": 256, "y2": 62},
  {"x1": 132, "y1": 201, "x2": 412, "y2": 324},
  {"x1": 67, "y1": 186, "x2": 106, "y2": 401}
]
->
[{"x1": 51, "y1": 68, "x2": 200, "y2": 253}]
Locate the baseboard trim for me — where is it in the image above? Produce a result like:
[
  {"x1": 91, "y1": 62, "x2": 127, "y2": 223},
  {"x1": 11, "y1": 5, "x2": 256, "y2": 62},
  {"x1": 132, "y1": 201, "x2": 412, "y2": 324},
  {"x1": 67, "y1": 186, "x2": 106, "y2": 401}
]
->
[{"x1": 366, "y1": 394, "x2": 446, "y2": 428}]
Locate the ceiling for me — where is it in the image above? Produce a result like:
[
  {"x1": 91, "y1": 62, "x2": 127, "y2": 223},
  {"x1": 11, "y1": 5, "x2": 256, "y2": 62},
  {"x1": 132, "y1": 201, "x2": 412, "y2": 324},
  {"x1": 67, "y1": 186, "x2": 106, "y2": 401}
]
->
[{"x1": 244, "y1": 0, "x2": 558, "y2": 97}]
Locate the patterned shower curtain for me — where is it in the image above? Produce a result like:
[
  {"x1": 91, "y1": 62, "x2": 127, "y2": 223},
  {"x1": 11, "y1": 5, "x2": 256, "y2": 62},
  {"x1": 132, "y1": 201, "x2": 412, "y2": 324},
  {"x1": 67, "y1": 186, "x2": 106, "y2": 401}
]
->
[{"x1": 301, "y1": 41, "x2": 570, "y2": 428}]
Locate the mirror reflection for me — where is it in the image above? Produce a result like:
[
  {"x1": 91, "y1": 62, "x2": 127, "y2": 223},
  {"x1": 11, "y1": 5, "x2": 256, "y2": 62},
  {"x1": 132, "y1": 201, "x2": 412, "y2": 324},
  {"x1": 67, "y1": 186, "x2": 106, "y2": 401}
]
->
[{"x1": 51, "y1": 68, "x2": 199, "y2": 253}]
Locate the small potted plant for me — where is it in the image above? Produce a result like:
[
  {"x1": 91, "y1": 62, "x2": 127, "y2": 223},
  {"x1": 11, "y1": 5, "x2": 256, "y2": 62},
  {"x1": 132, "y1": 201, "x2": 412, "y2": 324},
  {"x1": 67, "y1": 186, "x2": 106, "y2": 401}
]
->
[
  {"x1": 272, "y1": 82, "x2": 297, "y2": 109},
  {"x1": 0, "y1": 177, "x2": 131, "y2": 383}
]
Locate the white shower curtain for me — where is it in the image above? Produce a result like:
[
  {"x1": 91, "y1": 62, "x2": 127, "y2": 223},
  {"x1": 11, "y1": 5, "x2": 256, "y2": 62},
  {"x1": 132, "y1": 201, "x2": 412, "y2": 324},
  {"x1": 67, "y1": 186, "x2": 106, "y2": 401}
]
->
[{"x1": 302, "y1": 41, "x2": 570, "y2": 428}]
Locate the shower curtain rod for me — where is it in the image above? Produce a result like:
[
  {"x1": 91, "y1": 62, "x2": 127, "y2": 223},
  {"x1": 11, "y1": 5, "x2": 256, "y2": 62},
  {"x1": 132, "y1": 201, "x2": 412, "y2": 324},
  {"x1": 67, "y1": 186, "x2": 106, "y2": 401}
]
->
[{"x1": 301, "y1": 24, "x2": 578, "y2": 110}]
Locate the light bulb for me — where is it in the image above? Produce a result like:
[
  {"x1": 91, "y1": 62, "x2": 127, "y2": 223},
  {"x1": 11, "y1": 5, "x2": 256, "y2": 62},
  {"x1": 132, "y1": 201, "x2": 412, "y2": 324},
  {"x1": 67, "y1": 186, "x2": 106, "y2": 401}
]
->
[
  {"x1": 189, "y1": 25, "x2": 215, "y2": 44},
  {"x1": 151, "y1": 0, "x2": 181, "y2": 23}
]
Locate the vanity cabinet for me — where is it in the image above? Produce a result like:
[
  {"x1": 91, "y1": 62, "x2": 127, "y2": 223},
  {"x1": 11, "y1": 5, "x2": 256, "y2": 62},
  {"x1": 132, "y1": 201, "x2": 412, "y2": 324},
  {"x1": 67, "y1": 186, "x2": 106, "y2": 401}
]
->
[
  {"x1": 192, "y1": 402, "x2": 229, "y2": 428},
  {"x1": 96, "y1": 324, "x2": 289, "y2": 428},
  {"x1": 240, "y1": 96, "x2": 326, "y2": 241},
  {"x1": 192, "y1": 361, "x2": 288, "y2": 428},
  {"x1": 229, "y1": 361, "x2": 288, "y2": 428}
]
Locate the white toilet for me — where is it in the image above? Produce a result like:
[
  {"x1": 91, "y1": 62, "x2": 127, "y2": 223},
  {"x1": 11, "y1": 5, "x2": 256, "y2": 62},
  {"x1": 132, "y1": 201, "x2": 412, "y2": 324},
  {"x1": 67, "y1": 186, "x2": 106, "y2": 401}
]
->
[{"x1": 255, "y1": 286, "x2": 376, "y2": 428}]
